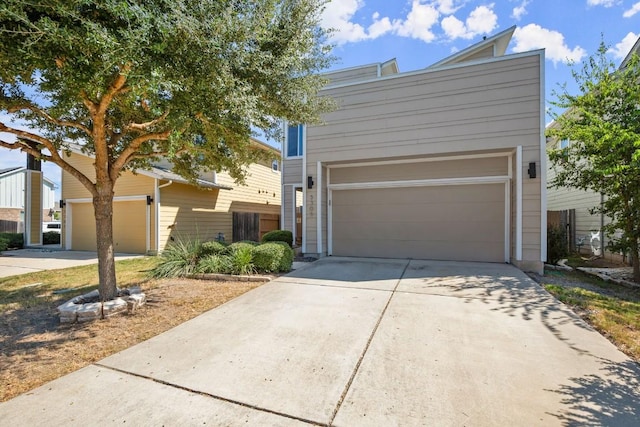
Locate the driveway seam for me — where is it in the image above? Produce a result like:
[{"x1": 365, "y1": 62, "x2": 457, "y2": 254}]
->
[
  {"x1": 92, "y1": 363, "x2": 325, "y2": 426},
  {"x1": 327, "y1": 259, "x2": 411, "y2": 426},
  {"x1": 279, "y1": 281, "x2": 397, "y2": 293}
]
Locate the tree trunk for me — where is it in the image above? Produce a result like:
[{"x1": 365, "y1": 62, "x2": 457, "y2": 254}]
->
[
  {"x1": 632, "y1": 248, "x2": 640, "y2": 283},
  {"x1": 94, "y1": 189, "x2": 118, "y2": 302}
]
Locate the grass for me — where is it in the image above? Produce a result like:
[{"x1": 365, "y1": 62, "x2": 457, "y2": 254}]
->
[
  {"x1": 0, "y1": 257, "x2": 266, "y2": 401},
  {"x1": 542, "y1": 270, "x2": 640, "y2": 362}
]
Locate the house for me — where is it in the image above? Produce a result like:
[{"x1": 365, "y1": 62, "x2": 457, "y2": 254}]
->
[
  {"x1": 0, "y1": 165, "x2": 57, "y2": 239},
  {"x1": 60, "y1": 139, "x2": 281, "y2": 254},
  {"x1": 546, "y1": 36, "x2": 640, "y2": 260},
  {"x1": 281, "y1": 26, "x2": 546, "y2": 274}
]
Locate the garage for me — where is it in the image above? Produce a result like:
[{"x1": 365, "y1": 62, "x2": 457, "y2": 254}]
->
[
  {"x1": 331, "y1": 183, "x2": 506, "y2": 263},
  {"x1": 69, "y1": 200, "x2": 148, "y2": 254}
]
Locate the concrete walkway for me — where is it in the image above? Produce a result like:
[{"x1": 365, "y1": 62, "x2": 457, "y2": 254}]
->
[
  {"x1": 0, "y1": 248, "x2": 144, "y2": 278},
  {"x1": 1, "y1": 258, "x2": 638, "y2": 426}
]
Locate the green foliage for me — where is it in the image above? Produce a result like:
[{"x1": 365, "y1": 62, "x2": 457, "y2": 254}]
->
[
  {"x1": 230, "y1": 247, "x2": 255, "y2": 275},
  {"x1": 225, "y1": 242, "x2": 258, "y2": 255},
  {"x1": 546, "y1": 225, "x2": 568, "y2": 265},
  {"x1": 235, "y1": 240, "x2": 260, "y2": 246},
  {"x1": 261, "y1": 230, "x2": 293, "y2": 247},
  {"x1": 149, "y1": 238, "x2": 201, "y2": 278},
  {"x1": 42, "y1": 231, "x2": 61, "y2": 245},
  {"x1": 198, "y1": 254, "x2": 233, "y2": 275},
  {"x1": 547, "y1": 42, "x2": 640, "y2": 280},
  {"x1": 253, "y1": 242, "x2": 294, "y2": 272},
  {"x1": 199, "y1": 240, "x2": 228, "y2": 257},
  {"x1": 0, "y1": 237, "x2": 9, "y2": 252},
  {"x1": 0, "y1": 233, "x2": 23, "y2": 249}
]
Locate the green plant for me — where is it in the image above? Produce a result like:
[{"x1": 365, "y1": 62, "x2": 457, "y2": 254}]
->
[
  {"x1": 42, "y1": 231, "x2": 61, "y2": 245},
  {"x1": 230, "y1": 247, "x2": 255, "y2": 275},
  {"x1": 0, "y1": 233, "x2": 23, "y2": 249},
  {"x1": 253, "y1": 242, "x2": 294, "y2": 273},
  {"x1": 149, "y1": 238, "x2": 202, "y2": 278},
  {"x1": 199, "y1": 241, "x2": 227, "y2": 257},
  {"x1": 225, "y1": 242, "x2": 258, "y2": 255},
  {"x1": 0, "y1": 237, "x2": 9, "y2": 252},
  {"x1": 198, "y1": 254, "x2": 233, "y2": 274},
  {"x1": 547, "y1": 224, "x2": 568, "y2": 264},
  {"x1": 236, "y1": 240, "x2": 260, "y2": 246},
  {"x1": 261, "y1": 230, "x2": 293, "y2": 247}
]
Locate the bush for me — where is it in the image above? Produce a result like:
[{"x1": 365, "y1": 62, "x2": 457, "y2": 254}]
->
[
  {"x1": 43, "y1": 231, "x2": 61, "y2": 245},
  {"x1": 198, "y1": 254, "x2": 233, "y2": 274},
  {"x1": 199, "y1": 240, "x2": 227, "y2": 257},
  {"x1": 253, "y1": 242, "x2": 294, "y2": 273},
  {"x1": 229, "y1": 246, "x2": 254, "y2": 275},
  {"x1": 0, "y1": 233, "x2": 23, "y2": 249},
  {"x1": 149, "y1": 237, "x2": 202, "y2": 278},
  {"x1": 261, "y1": 230, "x2": 293, "y2": 247},
  {"x1": 547, "y1": 224, "x2": 568, "y2": 264},
  {"x1": 225, "y1": 241, "x2": 257, "y2": 256},
  {"x1": 235, "y1": 240, "x2": 260, "y2": 246},
  {"x1": 0, "y1": 237, "x2": 9, "y2": 252}
]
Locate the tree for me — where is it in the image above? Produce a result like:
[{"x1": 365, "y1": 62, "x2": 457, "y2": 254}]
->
[
  {"x1": 547, "y1": 42, "x2": 640, "y2": 281},
  {"x1": 0, "y1": 0, "x2": 334, "y2": 301}
]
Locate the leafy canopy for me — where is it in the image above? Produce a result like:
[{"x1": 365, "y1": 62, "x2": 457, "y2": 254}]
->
[
  {"x1": 547, "y1": 42, "x2": 640, "y2": 278},
  {"x1": 0, "y1": 0, "x2": 334, "y2": 184}
]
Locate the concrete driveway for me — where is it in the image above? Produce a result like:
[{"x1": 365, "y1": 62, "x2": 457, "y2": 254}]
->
[
  {"x1": 1, "y1": 257, "x2": 638, "y2": 426},
  {"x1": 0, "y1": 248, "x2": 144, "y2": 278}
]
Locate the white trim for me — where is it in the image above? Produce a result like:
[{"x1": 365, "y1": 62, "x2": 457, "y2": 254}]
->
[
  {"x1": 280, "y1": 184, "x2": 285, "y2": 230},
  {"x1": 155, "y1": 179, "x2": 160, "y2": 252},
  {"x1": 146, "y1": 200, "x2": 151, "y2": 253},
  {"x1": 324, "y1": 50, "x2": 545, "y2": 91},
  {"x1": 302, "y1": 132, "x2": 307, "y2": 252},
  {"x1": 328, "y1": 175, "x2": 509, "y2": 191},
  {"x1": 328, "y1": 152, "x2": 512, "y2": 169},
  {"x1": 504, "y1": 181, "x2": 510, "y2": 263},
  {"x1": 65, "y1": 201, "x2": 72, "y2": 249},
  {"x1": 327, "y1": 169, "x2": 333, "y2": 256},
  {"x1": 539, "y1": 50, "x2": 548, "y2": 263},
  {"x1": 516, "y1": 146, "x2": 523, "y2": 261},
  {"x1": 316, "y1": 161, "x2": 322, "y2": 255}
]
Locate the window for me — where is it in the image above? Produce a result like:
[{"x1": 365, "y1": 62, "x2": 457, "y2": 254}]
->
[
  {"x1": 558, "y1": 139, "x2": 570, "y2": 149},
  {"x1": 286, "y1": 124, "x2": 304, "y2": 158},
  {"x1": 271, "y1": 159, "x2": 279, "y2": 172}
]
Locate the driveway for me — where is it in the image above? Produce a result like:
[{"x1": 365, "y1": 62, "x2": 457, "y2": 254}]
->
[
  {"x1": 0, "y1": 258, "x2": 638, "y2": 426},
  {"x1": 0, "y1": 248, "x2": 144, "y2": 278}
]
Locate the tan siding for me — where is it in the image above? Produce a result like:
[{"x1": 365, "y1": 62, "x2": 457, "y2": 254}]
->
[
  {"x1": 325, "y1": 64, "x2": 379, "y2": 87},
  {"x1": 62, "y1": 152, "x2": 155, "y2": 199},
  {"x1": 310, "y1": 55, "x2": 540, "y2": 161},
  {"x1": 28, "y1": 172, "x2": 42, "y2": 245},
  {"x1": 460, "y1": 45, "x2": 495, "y2": 62},
  {"x1": 282, "y1": 158, "x2": 303, "y2": 185}
]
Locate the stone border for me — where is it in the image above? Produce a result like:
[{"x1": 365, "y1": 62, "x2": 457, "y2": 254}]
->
[
  {"x1": 576, "y1": 267, "x2": 640, "y2": 289},
  {"x1": 57, "y1": 287, "x2": 146, "y2": 323},
  {"x1": 189, "y1": 273, "x2": 273, "y2": 282}
]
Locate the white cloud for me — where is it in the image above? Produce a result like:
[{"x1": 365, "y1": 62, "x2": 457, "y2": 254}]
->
[
  {"x1": 587, "y1": 0, "x2": 616, "y2": 6},
  {"x1": 609, "y1": 32, "x2": 639, "y2": 59},
  {"x1": 623, "y1": 2, "x2": 640, "y2": 17},
  {"x1": 511, "y1": 0, "x2": 529, "y2": 20},
  {"x1": 321, "y1": 0, "x2": 369, "y2": 44},
  {"x1": 434, "y1": 0, "x2": 463, "y2": 14},
  {"x1": 512, "y1": 24, "x2": 587, "y2": 65},
  {"x1": 394, "y1": 1, "x2": 440, "y2": 43},
  {"x1": 441, "y1": 4, "x2": 498, "y2": 40}
]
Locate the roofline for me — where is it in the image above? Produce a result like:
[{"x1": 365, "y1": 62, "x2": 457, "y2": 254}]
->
[
  {"x1": 0, "y1": 166, "x2": 56, "y2": 186},
  {"x1": 620, "y1": 35, "x2": 640, "y2": 69},
  {"x1": 322, "y1": 60, "x2": 394, "y2": 76},
  {"x1": 321, "y1": 49, "x2": 544, "y2": 92},
  {"x1": 427, "y1": 25, "x2": 517, "y2": 69}
]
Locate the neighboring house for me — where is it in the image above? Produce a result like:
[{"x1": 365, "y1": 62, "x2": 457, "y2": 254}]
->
[
  {"x1": 0, "y1": 166, "x2": 57, "y2": 236},
  {"x1": 546, "y1": 36, "x2": 640, "y2": 260},
  {"x1": 281, "y1": 26, "x2": 546, "y2": 274},
  {"x1": 60, "y1": 139, "x2": 281, "y2": 254}
]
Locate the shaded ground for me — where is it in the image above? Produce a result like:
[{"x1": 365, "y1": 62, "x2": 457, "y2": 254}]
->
[{"x1": 0, "y1": 278, "x2": 264, "y2": 402}]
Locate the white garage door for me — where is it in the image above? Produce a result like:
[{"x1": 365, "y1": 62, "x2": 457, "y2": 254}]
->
[{"x1": 331, "y1": 183, "x2": 506, "y2": 262}]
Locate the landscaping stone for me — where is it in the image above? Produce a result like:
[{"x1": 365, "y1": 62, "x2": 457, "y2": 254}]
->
[
  {"x1": 102, "y1": 298, "x2": 128, "y2": 318},
  {"x1": 76, "y1": 302, "x2": 102, "y2": 322},
  {"x1": 57, "y1": 287, "x2": 146, "y2": 323}
]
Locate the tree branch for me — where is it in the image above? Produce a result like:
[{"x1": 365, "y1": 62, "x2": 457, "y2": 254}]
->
[
  {"x1": 125, "y1": 110, "x2": 170, "y2": 132},
  {"x1": 7, "y1": 104, "x2": 91, "y2": 136},
  {"x1": 110, "y1": 130, "x2": 172, "y2": 181}
]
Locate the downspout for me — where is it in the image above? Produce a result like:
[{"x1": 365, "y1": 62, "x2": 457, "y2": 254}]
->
[{"x1": 156, "y1": 180, "x2": 173, "y2": 253}]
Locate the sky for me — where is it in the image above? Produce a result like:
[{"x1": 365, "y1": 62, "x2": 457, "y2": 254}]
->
[{"x1": 1, "y1": 0, "x2": 639, "y2": 198}]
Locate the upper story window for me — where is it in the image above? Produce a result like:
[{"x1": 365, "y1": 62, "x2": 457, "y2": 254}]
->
[
  {"x1": 271, "y1": 159, "x2": 280, "y2": 172},
  {"x1": 286, "y1": 124, "x2": 304, "y2": 158},
  {"x1": 558, "y1": 139, "x2": 570, "y2": 149}
]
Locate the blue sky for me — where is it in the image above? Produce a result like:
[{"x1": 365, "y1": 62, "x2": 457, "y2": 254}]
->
[{"x1": 1, "y1": 0, "x2": 639, "y2": 196}]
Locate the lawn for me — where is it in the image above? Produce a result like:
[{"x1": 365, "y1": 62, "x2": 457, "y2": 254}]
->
[
  {"x1": 541, "y1": 269, "x2": 640, "y2": 363},
  {"x1": 0, "y1": 257, "x2": 266, "y2": 402}
]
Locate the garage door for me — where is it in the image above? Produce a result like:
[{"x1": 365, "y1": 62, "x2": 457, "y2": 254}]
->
[
  {"x1": 71, "y1": 201, "x2": 148, "y2": 254},
  {"x1": 331, "y1": 184, "x2": 505, "y2": 262}
]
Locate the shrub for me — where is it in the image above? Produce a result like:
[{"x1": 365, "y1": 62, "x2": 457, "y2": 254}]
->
[
  {"x1": 199, "y1": 240, "x2": 227, "y2": 257},
  {"x1": 0, "y1": 233, "x2": 23, "y2": 249},
  {"x1": 225, "y1": 241, "x2": 257, "y2": 256},
  {"x1": 0, "y1": 237, "x2": 9, "y2": 252},
  {"x1": 198, "y1": 254, "x2": 233, "y2": 274},
  {"x1": 229, "y1": 246, "x2": 255, "y2": 275},
  {"x1": 43, "y1": 231, "x2": 61, "y2": 245},
  {"x1": 253, "y1": 242, "x2": 294, "y2": 273},
  {"x1": 547, "y1": 224, "x2": 568, "y2": 265},
  {"x1": 235, "y1": 240, "x2": 259, "y2": 246},
  {"x1": 261, "y1": 230, "x2": 293, "y2": 248},
  {"x1": 149, "y1": 237, "x2": 202, "y2": 278}
]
